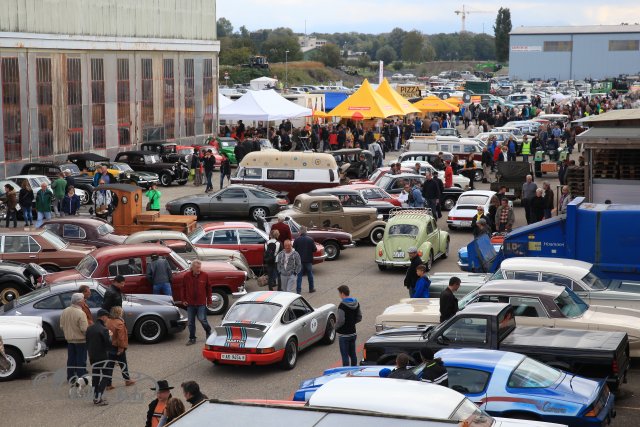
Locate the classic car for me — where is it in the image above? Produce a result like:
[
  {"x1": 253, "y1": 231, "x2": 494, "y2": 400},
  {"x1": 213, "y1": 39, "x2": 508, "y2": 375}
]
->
[
  {"x1": 0, "y1": 317, "x2": 47, "y2": 381},
  {"x1": 41, "y1": 217, "x2": 126, "y2": 248},
  {"x1": 375, "y1": 280, "x2": 640, "y2": 357},
  {"x1": 213, "y1": 137, "x2": 238, "y2": 164},
  {"x1": 436, "y1": 128, "x2": 461, "y2": 138},
  {"x1": 42, "y1": 244, "x2": 247, "y2": 315},
  {"x1": 279, "y1": 194, "x2": 387, "y2": 245},
  {"x1": 0, "y1": 230, "x2": 95, "y2": 273},
  {"x1": 20, "y1": 162, "x2": 95, "y2": 198},
  {"x1": 140, "y1": 141, "x2": 188, "y2": 164},
  {"x1": 203, "y1": 291, "x2": 336, "y2": 369},
  {"x1": 294, "y1": 349, "x2": 614, "y2": 427},
  {"x1": 0, "y1": 261, "x2": 47, "y2": 305},
  {"x1": 309, "y1": 188, "x2": 395, "y2": 219},
  {"x1": 7, "y1": 175, "x2": 89, "y2": 206},
  {"x1": 0, "y1": 280, "x2": 187, "y2": 346},
  {"x1": 192, "y1": 222, "x2": 326, "y2": 269},
  {"x1": 165, "y1": 184, "x2": 289, "y2": 221},
  {"x1": 103, "y1": 162, "x2": 160, "y2": 188},
  {"x1": 395, "y1": 150, "x2": 483, "y2": 182},
  {"x1": 374, "y1": 173, "x2": 464, "y2": 211},
  {"x1": 67, "y1": 153, "x2": 112, "y2": 175},
  {"x1": 114, "y1": 151, "x2": 189, "y2": 187},
  {"x1": 338, "y1": 183, "x2": 401, "y2": 207},
  {"x1": 447, "y1": 190, "x2": 497, "y2": 230},
  {"x1": 258, "y1": 216, "x2": 354, "y2": 262},
  {"x1": 375, "y1": 209, "x2": 449, "y2": 271},
  {"x1": 124, "y1": 229, "x2": 254, "y2": 277},
  {"x1": 67, "y1": 153, "x2": 160, "y2": 188},
  {"x1": 398, "y1": 161, "x2": 472, "y2": 188},
  {"x1": 330, "y1": 148, "x2": 374, "y2": 179}
]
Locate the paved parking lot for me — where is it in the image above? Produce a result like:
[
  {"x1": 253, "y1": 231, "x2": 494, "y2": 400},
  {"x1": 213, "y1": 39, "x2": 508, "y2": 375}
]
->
[{"x1": 2, "y1": 168, "x2": 639, "y2": 426}]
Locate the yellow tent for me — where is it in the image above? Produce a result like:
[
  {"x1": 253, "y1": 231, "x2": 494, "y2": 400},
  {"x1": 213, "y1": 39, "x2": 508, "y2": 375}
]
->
[
  {"x1": 375, "y1": 78, "x2": 421, "y2": 115},
  {"x1": 328, "y1": 79, "x2": 404, "y2": 118},
  {"x1": 413, "y1": 95, "x2": 459, "y2": 113},
  {"x1": 446, "y1": 97, "x2": 464, "y2": 105}
]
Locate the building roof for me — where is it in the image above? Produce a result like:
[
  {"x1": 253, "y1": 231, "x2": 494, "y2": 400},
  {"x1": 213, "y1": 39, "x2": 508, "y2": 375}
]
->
[
  {"x1": 576, "y1": 127, "x2": 640, "y2": 149},
  {"x1": 573, "y1": 108, "x2": 640, "y2": 124},
  {"x1": 511, "y1": 25, "x2": 640, "y2": 35}
]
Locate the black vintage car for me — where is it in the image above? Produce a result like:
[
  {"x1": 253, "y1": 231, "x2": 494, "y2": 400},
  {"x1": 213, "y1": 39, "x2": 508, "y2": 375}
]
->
[
  {"x1": 20, "y1": 162, "x2": 95, "y2": 198},
  {"x1": 0, "y1": 261, "x2": 47, "y2": 305},
  {"x1": 376, "y1": 173, "x2": 464, "y2": 211},
  {"x1": 66, "y1": 153, "x2": 159, "y2": 189},
  {"x1": 114, "y1": 151, "x2": 189, "y2": 186},
  {"x1": 140, "y1": 141, "x2": 187, "y2": 164},
  {"x1": 331, "y1": 149, "x2": 374, "y2": 179}
]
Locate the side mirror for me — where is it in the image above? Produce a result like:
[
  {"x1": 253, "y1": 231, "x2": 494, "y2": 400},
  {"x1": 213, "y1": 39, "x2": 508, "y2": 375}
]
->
[
  {"x1": 216, "y1": 196, "x2": 221, "y2": 200},
  {"x1": 436, "y1": 335, "x2": 446, "y2": 345}
]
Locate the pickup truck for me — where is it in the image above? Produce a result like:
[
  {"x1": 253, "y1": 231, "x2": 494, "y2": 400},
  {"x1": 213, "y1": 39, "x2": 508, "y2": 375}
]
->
[{"x1": 362, "y1": 302, "x2": 630, "y2": 391}]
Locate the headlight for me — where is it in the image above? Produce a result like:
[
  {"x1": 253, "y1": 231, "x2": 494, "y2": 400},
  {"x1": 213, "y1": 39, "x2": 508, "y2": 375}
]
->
[
  {"x1": 172, "y1": 165, "x2": 176, "y2": 171},
  {"x1": 126, "y1": 173, "x2": 131, "y2": 178},
  {"x1": 377, "y1": 214, "x2": 383, "y2": 220}
]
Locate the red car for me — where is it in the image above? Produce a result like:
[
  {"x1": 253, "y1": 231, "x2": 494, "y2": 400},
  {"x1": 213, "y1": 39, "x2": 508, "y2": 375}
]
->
[
  {"x1": 338, "y1": 183, "x2": 402, "y2": 207},
  {"x1": 43, "y1": 244, "x2": 246, "y2": 315},
  {"x1": 192, "y1": 222, "x2": 326, "y2": 269},
  {"x1": 355, "y1": 166, "x2": 415, "y2": 186}
]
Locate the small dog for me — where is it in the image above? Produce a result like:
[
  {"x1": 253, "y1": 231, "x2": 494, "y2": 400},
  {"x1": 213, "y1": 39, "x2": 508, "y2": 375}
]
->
[{"x1": 69, "y1": 375, "x2": 92, "y2": 399}]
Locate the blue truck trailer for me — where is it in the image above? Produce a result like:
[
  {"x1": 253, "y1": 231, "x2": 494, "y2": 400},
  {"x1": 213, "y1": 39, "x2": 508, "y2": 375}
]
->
[{"x1": 466, "y1": 197, "x2": 640, "y2": 279}]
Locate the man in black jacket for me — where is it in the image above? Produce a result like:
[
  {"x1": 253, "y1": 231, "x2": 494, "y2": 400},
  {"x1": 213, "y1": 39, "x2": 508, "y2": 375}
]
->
[
  {"x1": 432, "y1": 171, "x2": 445, "y2": 219},
  {"x1": 181, "y1": 380, "x2": 208, "y2": 407},
  {"x1": 86, "y1": 309, "x2": 112, "y2": 405},
  {"x1": 336, "y1": 285, "x2": 362, "y2": 366},
  {"x1": 440, "y1": 277, "x2": 461, "y2": 322},
  {"x1": 101, "y1": 275, "x2": 124, "y2": 312},
  {"x1": 421, "y1": 171, "x2": 441, "y2": 217},
  {"x1": 403, "y1": 247, "x2": 423, "y2": 297},
  {"x1": 202, "y1": 150, "x2": 216, "y2": 193},
  {"x1": 293, "y1": 226, "x2": 317, "y2": 294},
  {"x1": 419, "y1": 348, "x2": 448, "y2": 386}
]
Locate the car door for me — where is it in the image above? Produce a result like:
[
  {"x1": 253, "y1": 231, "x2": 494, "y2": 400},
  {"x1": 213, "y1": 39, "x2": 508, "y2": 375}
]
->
[
  {"x1": 208, "y1": 229, "x2": 240, "y2": 252},
  {"x1": 446, "y1": 367, "x2": 490, "y2": 408},
  {"x1": 103, "y1": 256, "x2": 146, "y2": 294},
  {"x1": 506, "y1": 296, "x2": 554, "y2": 328},
  {"x1": 436, "y1": 316, "x2": 490, "y2": 350},
  {"x1": 0, "y1": 235, "x2": 41, "y2": 264},
  {"x1": 32, "y1": 293, "x2": 66, "y2": 340},
  {"x1": 426, "y1": 218, "x2": 440, "y2": 256},
  {"x1": 289, "y1": 297, "x2": 317, "y2": 349},
  {"x1": 319, "y1": 200, "x2": 346, "y2": 230},
  {"x1": 213, "y1": 188, "x2": 249, "y2": 216},
  {"x1": 237, "y1": 229, "x2": 267, "y2": 268}
]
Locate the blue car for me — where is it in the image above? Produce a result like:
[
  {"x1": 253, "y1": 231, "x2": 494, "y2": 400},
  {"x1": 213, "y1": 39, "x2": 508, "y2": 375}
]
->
[{"x1": 294, "y1": 349, "x2": 615, "y2": 427}]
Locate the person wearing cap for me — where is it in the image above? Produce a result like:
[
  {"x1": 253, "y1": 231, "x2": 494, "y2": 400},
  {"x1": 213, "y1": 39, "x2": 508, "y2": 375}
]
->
[
  {"x1": 63, "y1": 168, "x2": 76, "y2": 188},
  {"x1": 470, "y1": 206, "x2": 488, "y2": 238},
  {"x1": 146, "y1": 380, "x2": 173, "y2": 427},
  {"x1": 86, "y1": 308, "x2": 113, "y2": 406},
  {"x1": 59, "y1": 293, "x2": 89, "y2": 383},
  {"x1": 412, "y1": 265, "x2": 431, "y2": 298},
  {"x1": 403, "y1": 247, "x2": 423, "y2": 297},
  {"x1": 418, "y1": 348, "x2": 448, "y2": 386}
]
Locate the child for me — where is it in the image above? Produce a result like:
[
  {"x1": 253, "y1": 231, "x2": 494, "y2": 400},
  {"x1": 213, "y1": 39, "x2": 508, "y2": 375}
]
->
[{"x1": 412, "y1": 264, "x2": 431, "y2": 298}]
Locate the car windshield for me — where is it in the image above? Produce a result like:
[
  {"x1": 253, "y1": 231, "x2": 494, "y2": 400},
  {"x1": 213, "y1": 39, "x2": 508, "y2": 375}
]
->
[
  {"x1": 368, "y1": 169, "x2": 383, "y2": 182},
  {"x1": 450, "y1": 398, "x2": 494, "y2": 426},
  {"x1": 60, "y1": 164, "x2": 81, "y2": 174},
  {"x1": 377, "y1": 176, "x2": 393, "y2": 189},
  {"x1": 114, "y1": 163, "x2": 134, "y2": 172},
  {"x1": 189, "y1": 226, "x2": 206, "y2": 243},
  {"x1": 581, "y1": 270, "x2": 609, "y2": 290},
  {"x1": 42, "y1": 229, "x2": 68, "y2": 249},
  {"x1": 458, "y1": 288, "x2": 481, "y2": 310},
  {"x1": 76, "y1": 255, "x2": 98, "y2": 278},
  {"x1": 225, "y1": 302, "x2": 282, "y2": 324},
  {"x1": 388, "y1": 224, "x2": 419, "y2": 237},
  {"x1": 456, "y1": 195, "x2": 489, "y2": 207},
  {"x1": 13, "y1": 287, "x2": 53, "y2": 308},
  {"x1": 507, "y1": 357, "x2": 562, "y2": 388},
  {"x1": 554, "y1": 288, "x2": 589, "y2": 318},
  {"x1": 221, "y1": 139, "x2": 236, "y2": 148},
  {"x1": 97, "y1": 223, "x2": 115, "y2": 236},
  {"x1": 169, "y1": 252, "x2": 190, "y2": 270},
  {"x1": 144, "y1": 154, "x2": 162, "y2": 164}
]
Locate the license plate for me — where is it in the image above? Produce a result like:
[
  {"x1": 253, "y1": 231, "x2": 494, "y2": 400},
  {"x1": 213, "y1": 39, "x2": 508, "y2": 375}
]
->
[
  {"x1": 506, "y1": 189, "x2": 515, "y2": 196},
  {"x1": 461, "y1": 221, "x2": 472, "y2": 227},
  {"x1": 393, "y1": 251, "x2": 405, "y2": 258},
  {"x1": 221, "y1": 353, "x2": 246, "y2": 361}
]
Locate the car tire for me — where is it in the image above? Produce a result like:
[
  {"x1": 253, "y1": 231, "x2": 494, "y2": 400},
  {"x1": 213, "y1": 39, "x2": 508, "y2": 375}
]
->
[
  {"x1": 425, "y1": 251, "x2": 434, "y2": 271},
  {"x1": 322, "y1": 241, "x2": 340, "y2": 261},
  {"x1": 369, "y1": 226, "x2": 385, "y2": 245},
  {"x1": 250, "y1": 207, "x2": 269, "y2": 221},
  {"x1": 181, "y1": 204, "x2": 200, "y2": 218},
  {"x1": 442, "y1": 238, "x2": 450, "y2": 258},
  {"x1": 0, "y1": 347, "x2": 21, "y2": 381},
  {"x1": 178, "y1": 180, "x2": 187, "y2": 186},
  {"x1": 280, "y1": 338, "x2": 298, "y2": 370},
  {"x1": 133, "y1": 316, "x2": 167, "y2": 344},
  {"x1": 206, "y1": 290, "x2": 229, "y2": 316},
  {"x1": 377, "y1": 264, "x2": 387, "y2": 271},
  {"x1": 474, "y1": 170, "x2": 484, "y2": 182},
  {"x1": 160, "y1": 173, "x2": 172, "y2": 187},
  {"x1": 443, "y1": 197, "x2": 456, "y2": 211},
  {"x1": 42, "y1": 323, "x2": 55, "y2": 348},
  {"x1": 41, "y1": 265, "x2": 60, "y2": 273},
  {"x1": 447, "y1": 224, "x2": 455, "y2": 231},
  {"x1": 79, "y1": 192, "x2": 89, "y2": 205},
  {"x1": 321, "y1": 316, "x2": 336, "y2": 345},
  {"x1": 0, "y1": 285, "x2": 21, "y2": 305}
]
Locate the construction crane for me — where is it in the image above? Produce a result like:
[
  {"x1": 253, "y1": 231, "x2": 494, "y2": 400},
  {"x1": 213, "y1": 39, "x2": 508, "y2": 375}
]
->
[{"x1": 454, "y1": 5, "x2": 493, "y2": 33}]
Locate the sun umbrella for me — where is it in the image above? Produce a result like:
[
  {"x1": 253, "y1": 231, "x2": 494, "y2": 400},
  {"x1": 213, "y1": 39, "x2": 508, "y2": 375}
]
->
[
  {"x1": 328, "y1": 79, "x2": 405, "y2": 118},
  {"x1": 413, "y1": 95, "x2": 459, "y2": 113}
]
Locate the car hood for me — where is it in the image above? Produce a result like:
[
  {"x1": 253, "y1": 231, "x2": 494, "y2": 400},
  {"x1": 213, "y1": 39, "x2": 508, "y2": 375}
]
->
[
  {"x1": 0, "y1": 318, "x2": 43, "y2": 339},
  {"x1": 307, "y1": 229, "x2": 352, "y2": 240},
  {"x1": 376, "y1": 299, "x2": 441, "y2": 327},
  {"x1": 67, "y1": 243, "x2": 97, "y2": 254},
  {"x1": 548, "y1": 373, "x2": 602, "y2": 406},
  {"x1": 131, "y1": 171, "x2": 159, "y2": 178},
  {"x1": 103, "y1": 233, "x2": 127, "y2": 245},
  {"x1": 578, "y1": 306, "x2": 640, "y2": 339},
  {"x1": 0, "y1": 261, "x2": 31, "y2": 276},
  {"x1": 201, "y1": 260, "x2": 242, "y2": 273}
]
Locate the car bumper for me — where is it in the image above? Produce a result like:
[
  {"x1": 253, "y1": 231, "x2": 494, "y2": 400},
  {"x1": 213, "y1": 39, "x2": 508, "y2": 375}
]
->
[
  {"x1": 457, "y1": 260, "x2": 472, "y2": 271},
  {"x1": 375, "y1": 259, "x2": 410, "y2": 267},
  {"x1": 24, "y1": 340, "x2": 48, "y2": 362},
  {"x1": 203, "y1": 348, "x2": 285, "y2": 365},
  {"x1": 341, "y1": 242, "x2": 356, "y2": 249},
  {"x1": 232, "y1": 285, "x2": 247, "y2": 299},
  {"x1": 312, "y1": 254, "x2": 327, "y2": 264},
  {"x1": 169, "y1": 315, "x2": 188, "y2": 334},
  {"x1": 136, "y1": 179, "x2": 160, "y2": 187},
  {"x1": 447, "y1": 219, "x2": 473, "y2": 228}
]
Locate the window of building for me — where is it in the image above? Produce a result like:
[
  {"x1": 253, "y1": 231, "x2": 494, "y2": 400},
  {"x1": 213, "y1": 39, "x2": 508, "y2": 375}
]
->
[
  {"x1": 1, "y1": 57, "x2": 21, "y2": 160},
  {"x1": 184, "y1": 58, "x2": 195, "y2": 137},
  {"x1": 36, "y1": 58, "x2": 53, "y2": 157},
  {"x1": 543, "y1": 41, "x2": 572, "y2": 52},
  {"x1": 609, "y1": 40, "x2": 640, "y2": 51},
  {"x1": 203, "y1": 58, "x2": 214, "y2": 134},
  {"x1": 66, "y1": 57, "x2": 83, "y2": 153},
  {"x1": 163, "y1": 59, "x2": 175, "y2": 139},
  {"x1": 117, "y1": 58, "x2": 131, "y2": 146},
  {"x1": 91, "y1": 58, "x2": 105, "y2": 149},
  {"x1": 141, "y1": 58, "x2": 153, "y2": 126}
]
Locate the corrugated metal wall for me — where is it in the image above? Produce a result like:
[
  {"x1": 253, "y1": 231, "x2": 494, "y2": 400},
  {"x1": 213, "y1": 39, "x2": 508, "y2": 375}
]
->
[{"x1": 0, "y1": 0, "x2": 216, "y2": 40}]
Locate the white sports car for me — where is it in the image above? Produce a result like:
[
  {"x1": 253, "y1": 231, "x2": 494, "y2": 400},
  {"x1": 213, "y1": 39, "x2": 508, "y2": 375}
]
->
[{"x1": 0, "y1": 316, "x2": 47, "y2": 381}]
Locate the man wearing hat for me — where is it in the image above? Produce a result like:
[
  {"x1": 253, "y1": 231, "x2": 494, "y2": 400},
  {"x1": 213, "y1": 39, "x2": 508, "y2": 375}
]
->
[
  {"x1": 86, "y1": 308, "x2": 113, "y2": 406},
  {"x1": 403, "y1": 247, "x2": 423, "y2": 297},
  {"x1": 146, "y1": 380, "x2": 173, "y2": 427}
]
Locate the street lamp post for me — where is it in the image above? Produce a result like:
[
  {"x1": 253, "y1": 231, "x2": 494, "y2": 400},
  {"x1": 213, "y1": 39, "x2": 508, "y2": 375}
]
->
[{"x1": 285, "y1": 50, "x2": 289, "y2": 90}]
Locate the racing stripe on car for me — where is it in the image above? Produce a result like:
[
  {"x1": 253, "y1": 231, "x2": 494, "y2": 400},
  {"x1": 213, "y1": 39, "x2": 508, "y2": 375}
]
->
[
  {"x1": 479, "y1": 396, "x2": 541, "y2": 408},
  {"x1": 225, "y1": 326, "x2": 247, "y2": 348},
  {"x1": 254, "y1": 291, "x2": 275, "y2": 302}
]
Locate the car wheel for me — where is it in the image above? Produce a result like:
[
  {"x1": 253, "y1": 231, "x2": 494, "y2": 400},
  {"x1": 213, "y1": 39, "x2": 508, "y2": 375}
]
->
[
  {"x1": 447, "y1": 224, "x2": 455, "y2": 230},
  {"x1": 369, "y1": 226, "x2": 385, "y2": 245},
  {"x1": 323, "y1": 241, "x2": 340, "y2": 261},
  {"x1": 280, "y1": 338, "x2": 298, "y2": 370},
  {"x1": 42, "y1": 323, "x2": 55, "y2": 348},
  {"x1": 0, "y1": 285, "x2": 20, "y2": 305},
  {"x1": 377, "y1": 264, "x2": 387, "y2": 271},
  {"x1": 79, "y1": 192, "x2": 89, "y2": 205},
  {"x1": 178, "y1": 180, "x2": 187, "y2": 186},
  {"x1": 160, "y1": 173, "x2": 172, "y2": 186},
  {"x1": 321, "y1": 316, "x2": 336, "y2": 345},
  {"x1": 134, "y1": 316, "x2": 166, "y2": 344},
  {"x1": 206, "y1": 290, "x2": 229, "y2": 316},
  {"x1": 0, "y1": 347, "x2": 21, "y2": 381},
  {"x1": 41, "y1": 265, "x2": 60, "y2": 273},
  {"x1": 425, "y1": 251, "x2": 434, "y2": 271},
  {"x1": 443, "y1": 198, "x2": 456, "y2": 211},
  {"x1": 442, "y1": 238, "x2": 450, "y2": 259},
  {"x1": 181, "y1": 204, "x2": 200, "y2": 218},
  {"x1": 250, "y1": 207, "x2": 269, "y2": 221},
  {"x1": 474, "y1": 170, "x2": 484, "y2": 182}
]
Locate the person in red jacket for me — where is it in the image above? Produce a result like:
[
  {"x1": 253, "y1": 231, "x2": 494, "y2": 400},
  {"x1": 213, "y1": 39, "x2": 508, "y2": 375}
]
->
[
  {"x1": 183, "y1": 260, "x2": 212, "y2": 346},
  {"x1": 444, "y1": 161, "x2": 453, "y2": 188},
  {"x1": 271, "y1": 216, "x2": 292, "y2": 244}
]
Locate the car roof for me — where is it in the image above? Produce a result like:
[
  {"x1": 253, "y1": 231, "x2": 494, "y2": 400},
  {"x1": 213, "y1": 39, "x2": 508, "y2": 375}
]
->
[
  {"x1": 44, "y1": 217, "x2": 110, "y2": 227},
  {"x1": 387, "y1": 173, "x2": 425, "y2": 179},
  {"x1": 236, "y1": 291, "x2": 301, "y2": 306},
  {"x1": 126, "y1": 230, "x2": 187, "y2": 241},
  {"x1": 310, "y1": 188, "x2": 359, "y2": 196},
  {"x1": 116, "y1": 150, "x2": 158, "y2": 156},
  {"x1": 388, "y1": 209, "x2": 434, "y2": 222},
  {"x1": 90, "y1": 243, "x2": 172, "y2": 257},
  {"x1": 7, "y1": 175, "x2": 49, "y2": 179},
  {"x1": 458, "y1": 190, "x2": 495, "y2": 197},
  {"x1": 500, "y1": 257, "x2": 592, "y2": 274},
  {"x1": 482, "y1": 280, "x2": 564, "y2": 297},
  {"x1": 48, "y1": 279, "x2": 101, "y2": 292},
  {"x1": 308, "y1": 377, "x2": 464, "y2": 419},
  {"x1": 295, "y1": 193, "x2": 340, "y2": 202},
  {"x1": 460, "y1": 302, "x2": 510, "y2": 315},
  {"x1": 202, "y1": 222, "x2": 256, "y2": 231},
  {"x1": 437, "y1": 348, "x2": 521, "y2": 372}
]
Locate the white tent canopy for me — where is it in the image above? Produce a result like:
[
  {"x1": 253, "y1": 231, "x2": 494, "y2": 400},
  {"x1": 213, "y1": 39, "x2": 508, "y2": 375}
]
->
[
  {"x1": 250, "y1": 76, "x2": 278, "y2": 91},
  {"x1": 218, "y1": 89, "x2": 312, "y2": 121},
  {"x1": 218, "y1": 93, "x2": 234, "y2": 109}
]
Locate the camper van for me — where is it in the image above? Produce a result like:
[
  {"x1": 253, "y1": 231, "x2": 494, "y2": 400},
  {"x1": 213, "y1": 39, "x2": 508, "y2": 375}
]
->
[
  {"x1": 405, "y1": 136, "x2": 484, "y2": 163},
  {"x1": 231, "y1": 151, "x2": 340, "y2": 199}
]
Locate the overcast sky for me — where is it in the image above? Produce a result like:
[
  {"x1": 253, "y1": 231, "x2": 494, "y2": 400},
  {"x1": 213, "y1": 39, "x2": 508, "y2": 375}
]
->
[{"x1": 217, "y1": 0, "x2": 640, "y2": 34}]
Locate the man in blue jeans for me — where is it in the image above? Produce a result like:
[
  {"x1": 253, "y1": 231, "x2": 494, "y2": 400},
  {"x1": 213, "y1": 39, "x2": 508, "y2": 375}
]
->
[
  {"x1": 336, "y1": 285, "x2": 362, "y2": 366},
  {"x1": 147, "y1": 254, "x2": 173, "y2": 296},
  {"x1": 293, "y1": 226, "x2": 316, "y2": 294},
  {"x1": 59, "y1": 293, "x2": 89, "y2": 383},
  {"x1": 183, "y1": 260, "x2": 212, "y2": 346}
]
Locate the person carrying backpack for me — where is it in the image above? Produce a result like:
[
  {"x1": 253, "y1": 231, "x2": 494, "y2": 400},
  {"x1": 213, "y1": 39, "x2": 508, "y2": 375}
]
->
[{"x1": 263, "y1": 229, "x2": 281, "y2": 291}]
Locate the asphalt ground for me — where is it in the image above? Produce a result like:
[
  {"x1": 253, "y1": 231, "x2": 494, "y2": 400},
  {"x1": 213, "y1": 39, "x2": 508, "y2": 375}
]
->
[{"x1": 1, "y1": 155, "x2": 639, "y2": 426}]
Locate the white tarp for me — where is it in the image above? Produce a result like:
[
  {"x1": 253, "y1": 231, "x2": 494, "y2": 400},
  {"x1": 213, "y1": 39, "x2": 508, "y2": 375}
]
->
[
  {"x1": 219, "y1": 89, "x2": 312, "y2": 121},
  {"x1": 219, "y1": 93, "x2": 234, "y2": 108},
  {"x1": 250, "y1": 76, "x2": 278, "y2": 91}
]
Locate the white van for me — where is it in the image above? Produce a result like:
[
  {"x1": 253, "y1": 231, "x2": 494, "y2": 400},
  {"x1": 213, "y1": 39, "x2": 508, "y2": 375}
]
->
[
  {"x1": 506, "y1": 93, "x2": 532, "y2": 106},
  {"x1": 405, "y1": 136, "x2": 484, "y2": 163}
]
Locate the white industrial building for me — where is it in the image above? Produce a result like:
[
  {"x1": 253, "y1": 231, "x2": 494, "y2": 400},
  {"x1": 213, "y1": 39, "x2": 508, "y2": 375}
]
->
[{"x1": 0, "y1": 0, "x2": 219, "y2": 176}]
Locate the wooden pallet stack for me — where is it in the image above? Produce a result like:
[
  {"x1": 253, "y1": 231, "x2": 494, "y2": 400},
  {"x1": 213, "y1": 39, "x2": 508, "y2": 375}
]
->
[
  {"x1": 591, "y1": 150, "x2": 618, "y2": 179},
  {"x1": 618, "y1": 150, "x2": 640, "y2": 181},
  {"x1": 565, "y1": 166, "x2": 586, "y2": 198}
]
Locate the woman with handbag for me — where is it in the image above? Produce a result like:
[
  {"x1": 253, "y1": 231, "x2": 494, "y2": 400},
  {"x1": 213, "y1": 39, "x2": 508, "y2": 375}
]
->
[{"x1": 146, "y1": 183, "x2": 161, "y2": 212}]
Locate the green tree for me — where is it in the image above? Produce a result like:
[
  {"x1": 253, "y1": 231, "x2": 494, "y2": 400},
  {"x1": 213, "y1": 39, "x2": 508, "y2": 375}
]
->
[
  {"x1": 261, "y1": 28, "x2": 302, "y2": 62},
  {"x1": 458, "y1": 32, "x2": 475, "y2": 60},
  {"x1": 387, "y1": 27, "x2": 407, "y2": 57},
  {"x1": 216, "y1": 17, "x2": 234, "y2": 38},
  {"x1": 375, "y1": 45, "x2": 397, "y2": 64},
  {"x1": 312, "y1": 43, "x2": 342, "y2": 67},
  {"x1": 473, "y1": 34, "x2": 496, "y2": 60},
  {"x1": 392, "y1": 61, "x2": 404, "y2": 71},
  {"x1": 401, "y1": 30, "x2": 424, "y2": 62},
  {"x1": 220, "y1": 46, "x2": 253, "y2": 66},
  {"x1": 421, "y1": 43, "x2": 436, "y2": 62},
  {"x1": 357, "y1": 54, "x2": 371, "y2": 68},
  {"x1": 494, "y1": 7, "x2": 512, "y2": 62}
]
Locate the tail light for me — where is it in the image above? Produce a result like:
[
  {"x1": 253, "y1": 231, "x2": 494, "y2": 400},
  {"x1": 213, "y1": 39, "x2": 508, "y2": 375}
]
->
[
  {"x1": 612, "y1": 359, "x2": 619, "y2": 375},
  {"x1": 277, "y1": 199, "x2": 288, "y2": 205},
  {"x1": 417, "y1": 250, "x2": 423, "y2": 257},
  {"x1": 378, "y1": 249, "x2": 383, "y2": 257}
]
